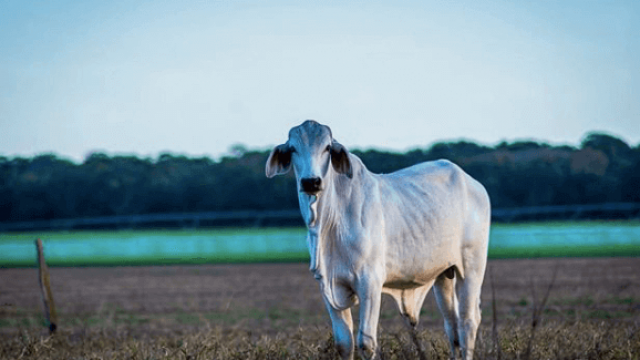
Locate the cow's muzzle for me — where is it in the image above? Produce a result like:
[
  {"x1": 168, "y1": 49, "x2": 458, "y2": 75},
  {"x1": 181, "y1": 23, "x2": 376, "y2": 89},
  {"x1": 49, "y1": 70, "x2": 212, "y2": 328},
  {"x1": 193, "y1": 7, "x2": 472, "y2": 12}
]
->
[{"x1": 300, "y1": 177, "x2": 322, "y2": 195}]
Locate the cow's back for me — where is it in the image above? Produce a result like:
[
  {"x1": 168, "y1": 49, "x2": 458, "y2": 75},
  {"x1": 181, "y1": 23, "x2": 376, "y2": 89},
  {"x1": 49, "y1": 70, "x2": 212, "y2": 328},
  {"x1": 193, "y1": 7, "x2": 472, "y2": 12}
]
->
[{"x1": 378, "y1": 159, "x2": 471, "y2": 232}]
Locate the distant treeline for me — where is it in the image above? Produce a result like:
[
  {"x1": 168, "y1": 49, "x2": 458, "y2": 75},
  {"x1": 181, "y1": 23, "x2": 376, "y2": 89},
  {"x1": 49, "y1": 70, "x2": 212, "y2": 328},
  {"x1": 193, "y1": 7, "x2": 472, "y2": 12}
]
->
[{"x1": 1, "y1": 132, "x2": 639, "y2": 223}]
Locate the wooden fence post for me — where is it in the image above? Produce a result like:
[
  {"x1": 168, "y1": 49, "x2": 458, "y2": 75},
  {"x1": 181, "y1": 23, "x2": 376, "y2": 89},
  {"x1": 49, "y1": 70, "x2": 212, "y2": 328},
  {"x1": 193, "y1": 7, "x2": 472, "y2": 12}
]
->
[{"x1": 36, "y1": 238, "x2": 57, "y2": 334}]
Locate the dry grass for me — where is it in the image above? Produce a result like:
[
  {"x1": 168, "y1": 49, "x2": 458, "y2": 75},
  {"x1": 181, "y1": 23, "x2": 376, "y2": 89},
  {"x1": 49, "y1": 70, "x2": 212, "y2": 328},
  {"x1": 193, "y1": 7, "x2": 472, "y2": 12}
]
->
[
  {"x1": 3, "y1": 321, "x2": 638, "y2": 360},
  {"x1": 1, "y1": 258, "x2": 639, "y2": 359}
]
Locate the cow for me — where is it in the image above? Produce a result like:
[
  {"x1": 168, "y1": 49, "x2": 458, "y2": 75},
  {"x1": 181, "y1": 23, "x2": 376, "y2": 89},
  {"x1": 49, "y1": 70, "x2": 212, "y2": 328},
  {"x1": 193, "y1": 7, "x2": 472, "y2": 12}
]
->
[{"x1": 266, "y1": 120, "x2": 491, "y2": 360}]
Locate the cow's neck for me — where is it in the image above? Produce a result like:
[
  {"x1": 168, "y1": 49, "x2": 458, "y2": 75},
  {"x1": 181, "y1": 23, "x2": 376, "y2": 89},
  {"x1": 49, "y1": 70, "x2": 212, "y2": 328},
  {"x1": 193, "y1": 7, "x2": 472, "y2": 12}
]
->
[
  {"x1": 300, "y1": 168, "x2": 354, "y2": 229},
  {"x1": 305, "y1": 159, "x2": 363, "y2": 272},
  {"x1": 307, "y1": 159, "x2": 371, "y2": 310},
  {"x1": 316, "y1": 168, "x2": 351, "y2": 228}
]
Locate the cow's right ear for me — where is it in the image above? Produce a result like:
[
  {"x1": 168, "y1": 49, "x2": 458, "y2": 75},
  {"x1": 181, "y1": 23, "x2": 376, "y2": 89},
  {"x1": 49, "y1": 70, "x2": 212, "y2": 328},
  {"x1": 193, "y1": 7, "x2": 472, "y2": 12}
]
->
[{"x1": 265, "y1": 143, "x2": 293, "y2": 178}]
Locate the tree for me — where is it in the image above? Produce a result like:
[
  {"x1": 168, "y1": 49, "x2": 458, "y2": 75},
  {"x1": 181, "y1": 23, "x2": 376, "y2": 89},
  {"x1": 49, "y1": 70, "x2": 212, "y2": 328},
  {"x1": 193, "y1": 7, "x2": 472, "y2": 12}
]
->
[{"x1": 0, "y1": 132, "x2": 637, "y2": 223}]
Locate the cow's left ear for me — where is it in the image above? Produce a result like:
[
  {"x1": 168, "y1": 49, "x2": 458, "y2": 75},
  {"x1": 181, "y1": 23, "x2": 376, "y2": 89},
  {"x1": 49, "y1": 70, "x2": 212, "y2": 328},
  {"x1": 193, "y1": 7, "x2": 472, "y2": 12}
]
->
[{"x1": 330, "y1": 140, "x2": 353, "y2": 179}]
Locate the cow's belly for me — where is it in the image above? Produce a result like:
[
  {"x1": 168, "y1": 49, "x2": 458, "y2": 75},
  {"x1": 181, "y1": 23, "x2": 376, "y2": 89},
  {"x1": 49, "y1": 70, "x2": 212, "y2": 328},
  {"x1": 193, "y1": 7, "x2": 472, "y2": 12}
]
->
[
  {"x1": 383, "y1": 261, "x2": 451, "y2": 290},
  {"x1": 383, "y1": 279, "x2": 424, "y2": 290}
]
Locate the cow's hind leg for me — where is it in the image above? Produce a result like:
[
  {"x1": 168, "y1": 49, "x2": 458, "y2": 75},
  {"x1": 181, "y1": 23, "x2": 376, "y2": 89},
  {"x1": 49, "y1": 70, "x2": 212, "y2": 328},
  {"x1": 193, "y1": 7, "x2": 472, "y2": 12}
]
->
[
  {"x1": 324, "y1": 299, "x2": 354, "y2": 360},
  {"x1": 455, "y1": 268, "x2": 485, "y2": 360},
  {"x1": 434, "y1": 270, "x2": 460, "y2": 360}
]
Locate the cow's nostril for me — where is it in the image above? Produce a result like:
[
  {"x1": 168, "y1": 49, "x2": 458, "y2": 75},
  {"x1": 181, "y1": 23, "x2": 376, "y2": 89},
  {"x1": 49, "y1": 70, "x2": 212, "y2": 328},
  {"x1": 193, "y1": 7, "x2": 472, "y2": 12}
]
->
[{"x1": 301, "y1": 177, "x2": 322, "y2": 194}]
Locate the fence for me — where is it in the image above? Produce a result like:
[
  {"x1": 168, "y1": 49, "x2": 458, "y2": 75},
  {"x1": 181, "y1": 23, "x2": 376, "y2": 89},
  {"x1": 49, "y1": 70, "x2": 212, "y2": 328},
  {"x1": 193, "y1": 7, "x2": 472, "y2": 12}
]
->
[
  {"x1": 1, "y1": 203, "x2": 639, "y2": 232},
  {"x1": 491, "y1": 202, "x2": 640, "y2": 222},
  {"x1": 0, "y1": 210, "x2": 302, "y2": 232}
]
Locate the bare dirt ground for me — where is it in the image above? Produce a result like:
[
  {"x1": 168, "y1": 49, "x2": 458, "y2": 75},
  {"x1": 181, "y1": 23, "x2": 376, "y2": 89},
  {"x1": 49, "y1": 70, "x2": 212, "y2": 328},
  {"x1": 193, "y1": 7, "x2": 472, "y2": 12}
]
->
[{"x1": 1, "y1": 257, "x2": 639, "y2": 359}]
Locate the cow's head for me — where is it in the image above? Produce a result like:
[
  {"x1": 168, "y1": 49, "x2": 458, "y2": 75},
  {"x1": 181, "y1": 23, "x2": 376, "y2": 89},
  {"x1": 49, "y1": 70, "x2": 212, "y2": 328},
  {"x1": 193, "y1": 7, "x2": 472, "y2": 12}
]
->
[{"x1": 266, "y1": 120, "x2": 352, "y2": 196}]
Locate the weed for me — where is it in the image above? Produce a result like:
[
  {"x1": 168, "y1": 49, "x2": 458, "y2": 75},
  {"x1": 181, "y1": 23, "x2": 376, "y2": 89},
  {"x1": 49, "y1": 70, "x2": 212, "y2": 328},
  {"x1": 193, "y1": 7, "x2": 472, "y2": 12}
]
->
[{"x1": 1, "y1": 259, "x2": 638, "y2": 359}]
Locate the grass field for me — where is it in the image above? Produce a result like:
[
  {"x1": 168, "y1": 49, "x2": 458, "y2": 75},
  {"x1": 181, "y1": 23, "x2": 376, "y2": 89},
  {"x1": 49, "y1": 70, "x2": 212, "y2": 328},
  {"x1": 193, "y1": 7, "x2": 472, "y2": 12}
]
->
[
  {"x1": 1, "y1": 257, "x2": 639, "y2": 359},
  {"x1": 0, "y1": 228, "x2": 310, "y2": 267},
  {"x1": 2, "y1": 221, "x2": 640, "y2": 267}
]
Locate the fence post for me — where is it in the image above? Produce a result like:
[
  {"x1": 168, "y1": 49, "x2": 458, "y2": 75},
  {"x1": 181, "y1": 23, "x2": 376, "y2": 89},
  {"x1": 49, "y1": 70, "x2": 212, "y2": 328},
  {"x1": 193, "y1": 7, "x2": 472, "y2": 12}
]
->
[{"x1": 36, "y1": 238, "x2": 57, "y2": 334}]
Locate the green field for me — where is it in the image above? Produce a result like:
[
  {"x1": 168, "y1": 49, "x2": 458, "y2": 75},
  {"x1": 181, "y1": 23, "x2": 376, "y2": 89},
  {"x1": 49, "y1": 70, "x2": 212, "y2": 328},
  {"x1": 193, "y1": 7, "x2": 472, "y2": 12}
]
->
[
  {"x1": 0, "y1": 228, "x2": 309, "y2": 267},
  {"x1": 1, "y1": 221, "x2": 639, "y2": 267},
  {"x1": 487, "y1": 221, "x2": 640, "y2": 258}
]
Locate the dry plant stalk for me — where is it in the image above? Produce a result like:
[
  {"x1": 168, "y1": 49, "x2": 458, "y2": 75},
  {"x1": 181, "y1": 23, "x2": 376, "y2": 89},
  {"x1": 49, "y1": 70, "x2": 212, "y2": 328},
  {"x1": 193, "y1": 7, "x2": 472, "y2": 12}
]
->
[
  {"x1": 408, "y1": 326, "x2": 428, "y2": 360},
  {"x1": 522, "y1": 264, "x2": 558, "y2": 360},
  {"x1": 490, "y1": 267, "x2": 502, "y2": 360},
  {"x1": 36, "y1": 238, "x2": 58, "y2": 334}
]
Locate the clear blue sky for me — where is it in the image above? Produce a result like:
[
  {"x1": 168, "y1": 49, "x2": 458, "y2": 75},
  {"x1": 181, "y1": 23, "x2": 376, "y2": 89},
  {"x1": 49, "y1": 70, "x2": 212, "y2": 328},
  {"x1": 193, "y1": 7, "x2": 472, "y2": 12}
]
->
[{"x1": 1, "y1": 0, "x2": 638, "y2": 162}]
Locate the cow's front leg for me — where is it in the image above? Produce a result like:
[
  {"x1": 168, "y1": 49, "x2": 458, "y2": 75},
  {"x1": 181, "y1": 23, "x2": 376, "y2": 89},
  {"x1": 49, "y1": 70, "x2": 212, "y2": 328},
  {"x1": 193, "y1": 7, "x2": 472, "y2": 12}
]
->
[
  {"x1": 324, "y1": 298, "x2": 354, "y2": 360},
  {"x1": 356, "y1": 280, "x2": 383, "y2": 359}
]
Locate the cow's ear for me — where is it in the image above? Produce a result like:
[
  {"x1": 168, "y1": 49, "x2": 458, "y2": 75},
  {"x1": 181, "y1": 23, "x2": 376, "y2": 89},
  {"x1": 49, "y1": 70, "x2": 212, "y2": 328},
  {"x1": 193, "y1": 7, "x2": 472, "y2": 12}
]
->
[
  {"x1": 330, "y1": 140, "x2": 353, "y2": 179},
  {"x1": 266, "y1": 143, "x2": 293, "y2": 178}
]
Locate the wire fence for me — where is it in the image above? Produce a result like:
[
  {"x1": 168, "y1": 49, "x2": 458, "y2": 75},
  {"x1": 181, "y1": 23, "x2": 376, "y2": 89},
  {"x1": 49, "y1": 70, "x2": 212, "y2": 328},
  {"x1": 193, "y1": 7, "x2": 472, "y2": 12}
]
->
[{"x1": 1, "y1": 203, "x2": 639, "y2": 232}]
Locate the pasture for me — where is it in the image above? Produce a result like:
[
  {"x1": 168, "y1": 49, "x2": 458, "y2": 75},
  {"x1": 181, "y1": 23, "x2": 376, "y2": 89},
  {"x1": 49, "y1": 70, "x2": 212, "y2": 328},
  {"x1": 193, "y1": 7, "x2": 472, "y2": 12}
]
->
[
  {"x1": 1, "y1": 222, "x2": 639, "y2": 359},
  {"x1": 1, "y1": 258, "x2": 639, "y2": 359},
  {"x1": 2, "y1": 221, "x2": 640, "y2": 267}
]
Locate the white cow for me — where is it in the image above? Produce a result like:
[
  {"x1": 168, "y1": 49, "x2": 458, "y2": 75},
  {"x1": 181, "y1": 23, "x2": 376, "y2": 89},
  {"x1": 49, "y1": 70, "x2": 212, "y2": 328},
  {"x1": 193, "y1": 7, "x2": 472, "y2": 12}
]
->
[{"x1": 266, "y1": 120, "x2": 491, "y2": 360}]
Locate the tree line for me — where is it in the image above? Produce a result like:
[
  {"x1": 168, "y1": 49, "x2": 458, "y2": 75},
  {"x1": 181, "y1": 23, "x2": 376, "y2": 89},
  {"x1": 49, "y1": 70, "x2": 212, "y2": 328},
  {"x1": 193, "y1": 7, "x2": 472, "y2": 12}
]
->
[{"x1": 1, "y1": 132, "x2": 639, "y2": 223}]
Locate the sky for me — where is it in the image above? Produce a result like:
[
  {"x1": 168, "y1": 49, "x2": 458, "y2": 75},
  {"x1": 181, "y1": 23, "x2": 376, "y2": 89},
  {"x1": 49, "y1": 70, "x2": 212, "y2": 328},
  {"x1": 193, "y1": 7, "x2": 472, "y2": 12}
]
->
[{"x1": 1, "y1": 0, "x2": 638, "y2": 162}]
